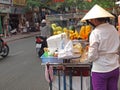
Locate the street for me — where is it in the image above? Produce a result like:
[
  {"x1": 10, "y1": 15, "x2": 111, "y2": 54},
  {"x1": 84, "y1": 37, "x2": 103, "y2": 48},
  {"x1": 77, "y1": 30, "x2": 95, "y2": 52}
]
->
[
  {"x1": 0, "y1": 37, "x2": 48, "y2": 90},
  {"x1": 0, "y1": 36, "x2": 119, "y2": 90}
]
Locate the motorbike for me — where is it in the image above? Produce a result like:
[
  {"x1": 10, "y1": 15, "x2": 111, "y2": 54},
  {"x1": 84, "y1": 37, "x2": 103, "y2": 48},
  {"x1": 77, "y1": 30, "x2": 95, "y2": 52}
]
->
[
  {"x1": 35, "y1": 35, "x2": 47, "y2": 57},
  {"x1": 0, "y1": 38, "x2": 9, "y2": 57}
]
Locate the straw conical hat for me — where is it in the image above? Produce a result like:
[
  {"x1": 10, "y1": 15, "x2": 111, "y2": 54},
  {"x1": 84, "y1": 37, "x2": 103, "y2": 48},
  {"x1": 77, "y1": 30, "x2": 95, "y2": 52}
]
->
[{"x1": 81, "y1": 4, "x2": 115, "y2": 22}]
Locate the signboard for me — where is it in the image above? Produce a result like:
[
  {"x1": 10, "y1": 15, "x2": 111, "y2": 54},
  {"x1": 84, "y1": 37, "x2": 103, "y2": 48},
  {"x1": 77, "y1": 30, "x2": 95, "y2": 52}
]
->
[
  {"x1": 10, "y1": 6, "x2": 25, "y2": 14},
  {"x1": 0, "y1": 0, "x2": 11, "y2": 4},
  {"x1": 13, "y1": 0, "x2": 26, "y2": 6},
  {"x1": 0, "y1": 4, "x2": 10, "y2": 13},
  {"x1": 46, "y1": 13, "x2": 84, "y2": 21}
]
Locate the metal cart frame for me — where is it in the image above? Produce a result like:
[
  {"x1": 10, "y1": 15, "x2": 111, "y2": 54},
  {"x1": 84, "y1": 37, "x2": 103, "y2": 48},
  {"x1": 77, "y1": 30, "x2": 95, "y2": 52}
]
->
[{"x1": 43, "y1": 62, "x2": 92, "y2": 90}]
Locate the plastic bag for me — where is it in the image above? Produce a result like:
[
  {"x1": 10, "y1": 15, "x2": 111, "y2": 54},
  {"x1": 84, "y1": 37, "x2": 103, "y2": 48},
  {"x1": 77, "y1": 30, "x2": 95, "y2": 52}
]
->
[
  {"x1": 45, "y1": 65, "x2": 54, "y2": 83},
  {"x1": 58, "y1": 40, "x2": 73, "y2": 59}
]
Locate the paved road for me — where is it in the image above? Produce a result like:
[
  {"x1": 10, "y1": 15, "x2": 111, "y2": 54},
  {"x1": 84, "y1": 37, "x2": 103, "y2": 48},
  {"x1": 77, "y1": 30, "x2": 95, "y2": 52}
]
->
[
  {"x1": 1, "y1": 32, "x2": 120, "y2": 90},
  {"x1": 0, "y1": 37, "x2": 49, "y2": 90}
]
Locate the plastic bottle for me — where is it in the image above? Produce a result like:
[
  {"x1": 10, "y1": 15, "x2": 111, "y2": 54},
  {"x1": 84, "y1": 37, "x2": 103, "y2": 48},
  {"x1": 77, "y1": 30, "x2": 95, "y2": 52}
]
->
[
  {"x1": 44, "y1": 51, "x2": 48, "y2": 57},
  {"x1": 60, "y1": 34, "x2": 65, "y2": 50}
]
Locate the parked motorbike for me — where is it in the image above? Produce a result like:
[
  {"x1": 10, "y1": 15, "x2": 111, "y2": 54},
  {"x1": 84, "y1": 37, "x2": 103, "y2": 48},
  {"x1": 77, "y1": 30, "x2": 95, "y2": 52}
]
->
[
  {"x1": 0, "y1": 38, "x2": 9, "y2": 57},
  {"x1": 35, "y1": 35, "x2": 47, "y2": 57}
]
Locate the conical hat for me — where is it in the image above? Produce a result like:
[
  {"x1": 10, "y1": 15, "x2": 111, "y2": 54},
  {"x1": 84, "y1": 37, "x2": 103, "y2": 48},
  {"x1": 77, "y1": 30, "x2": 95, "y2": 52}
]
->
[{"x1": 81, "y1": 4, "x2": 115, "y2": 22}]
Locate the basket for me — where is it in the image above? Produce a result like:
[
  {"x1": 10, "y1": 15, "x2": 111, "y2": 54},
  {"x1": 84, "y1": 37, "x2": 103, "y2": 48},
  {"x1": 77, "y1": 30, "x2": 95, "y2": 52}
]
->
[{"x1": 40, "y1": 55, "x2": 63, "y2": 64}]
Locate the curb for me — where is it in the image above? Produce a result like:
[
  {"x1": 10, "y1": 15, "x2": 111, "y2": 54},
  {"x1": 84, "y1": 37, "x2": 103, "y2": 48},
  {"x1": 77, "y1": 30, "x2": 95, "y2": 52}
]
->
[{"x1": 3, "y1": 32, "x2": 40, "y2": 42}]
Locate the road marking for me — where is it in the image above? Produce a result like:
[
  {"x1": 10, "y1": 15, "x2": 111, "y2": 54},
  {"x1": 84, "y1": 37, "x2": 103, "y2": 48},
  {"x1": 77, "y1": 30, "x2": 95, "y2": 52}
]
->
[{"x1": 10, "y1": 51, "x2": 25, "y2": 56}]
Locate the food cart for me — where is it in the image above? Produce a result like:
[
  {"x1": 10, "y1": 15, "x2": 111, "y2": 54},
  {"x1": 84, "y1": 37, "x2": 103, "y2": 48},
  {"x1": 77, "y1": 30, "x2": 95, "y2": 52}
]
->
[
  {"x1": 40, "y1": 13, "x2": 92, "y2": 90},
  {"x1": 40, "y1": 38, "x2": 92, "y2": 90}
]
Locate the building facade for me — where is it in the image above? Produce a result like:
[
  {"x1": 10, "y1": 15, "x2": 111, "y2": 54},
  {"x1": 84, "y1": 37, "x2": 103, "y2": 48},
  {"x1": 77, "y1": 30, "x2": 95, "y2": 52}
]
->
[{"x1": 0, "y1": 0, "x2": 26, "y2": 34}]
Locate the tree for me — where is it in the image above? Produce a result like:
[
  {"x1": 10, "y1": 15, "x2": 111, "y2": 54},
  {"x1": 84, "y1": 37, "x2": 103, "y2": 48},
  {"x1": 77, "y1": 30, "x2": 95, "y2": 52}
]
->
[
  {"x1": 26, "y1": 0, "x2": 53, "y2": 10},
  {"x1": 26, "y1": 0, "x2": 40, "y2": 10},
  {"x1": 49, "y1": 0, "x2": 115, "y2": 14},
  {"x1": 65, "y1": 0, "x2": 114, "y2": 10},
  {"x1": 25, "y1": 0, "x2": 116, "y2": 13}
]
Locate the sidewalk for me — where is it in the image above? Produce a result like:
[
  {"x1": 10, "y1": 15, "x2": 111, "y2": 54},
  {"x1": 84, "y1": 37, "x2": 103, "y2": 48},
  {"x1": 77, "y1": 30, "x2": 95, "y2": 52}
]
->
[{"x1": 2, "y1": 31, "x2": 40, "y2": 42}]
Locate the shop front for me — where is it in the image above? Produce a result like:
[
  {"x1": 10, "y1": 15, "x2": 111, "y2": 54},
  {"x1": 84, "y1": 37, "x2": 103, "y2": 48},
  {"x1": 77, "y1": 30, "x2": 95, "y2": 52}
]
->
[
  {"x1": 0, "y1": 4, "x2": 11, "y2": 34},
  {"x1": 10, "y1": 6, "x2": 25, "y2": 30}
]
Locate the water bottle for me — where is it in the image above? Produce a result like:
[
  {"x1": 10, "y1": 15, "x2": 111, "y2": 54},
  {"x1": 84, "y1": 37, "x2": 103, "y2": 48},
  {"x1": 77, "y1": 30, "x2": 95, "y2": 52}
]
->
[{"x1": 60, "y1": 34, "x2": 65, "y2": 50}]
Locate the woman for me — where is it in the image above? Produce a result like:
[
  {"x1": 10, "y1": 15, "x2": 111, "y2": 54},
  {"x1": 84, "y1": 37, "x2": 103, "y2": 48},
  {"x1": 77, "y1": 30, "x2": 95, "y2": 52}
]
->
[{"x1": 81, "y1": 4, "x2": 120, "y2": 90}]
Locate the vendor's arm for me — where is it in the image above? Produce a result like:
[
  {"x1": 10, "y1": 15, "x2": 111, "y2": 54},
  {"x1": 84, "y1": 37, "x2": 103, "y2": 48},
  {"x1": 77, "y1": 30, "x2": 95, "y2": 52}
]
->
[
  {"x1": 88, "y1": 31, "x2": 99, "y2": 62},
  {"x1": 118, "y1": 37, "x2": 120, "y2": 64}
]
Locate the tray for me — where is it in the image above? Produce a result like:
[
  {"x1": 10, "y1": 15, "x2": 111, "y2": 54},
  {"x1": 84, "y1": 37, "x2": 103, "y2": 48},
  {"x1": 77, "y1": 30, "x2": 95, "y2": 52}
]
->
[{"x1": 40, "y1": 55, "x2": 63, "y2": 64}]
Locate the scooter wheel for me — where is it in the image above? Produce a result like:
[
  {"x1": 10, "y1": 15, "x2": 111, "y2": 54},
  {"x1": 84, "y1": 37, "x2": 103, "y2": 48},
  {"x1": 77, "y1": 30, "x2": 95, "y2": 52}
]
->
[{"x1": 1, "y1": 44, "x2": 9, "y2": 57}]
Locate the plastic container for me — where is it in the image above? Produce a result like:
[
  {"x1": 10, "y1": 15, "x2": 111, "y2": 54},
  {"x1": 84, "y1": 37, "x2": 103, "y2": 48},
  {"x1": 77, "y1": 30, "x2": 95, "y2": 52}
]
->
[
  {"x1": 72, "y1": 40, "x2": 89, "y2": 48},
  {"x1": 40, "y1": 55, "x2": 63, "y2": 64}
]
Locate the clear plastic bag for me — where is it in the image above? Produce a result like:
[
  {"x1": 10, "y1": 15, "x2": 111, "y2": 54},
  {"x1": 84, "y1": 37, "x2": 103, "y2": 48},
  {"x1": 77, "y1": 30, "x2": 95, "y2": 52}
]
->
[{"x1": 58, "y1": 40, "x2": 73, "y2": 59}]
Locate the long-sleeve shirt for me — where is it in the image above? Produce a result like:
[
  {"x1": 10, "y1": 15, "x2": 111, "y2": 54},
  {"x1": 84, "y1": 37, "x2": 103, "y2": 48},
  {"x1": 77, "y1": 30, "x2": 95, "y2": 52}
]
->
[
  {"x1": 40, "y1": 24, "x2": 52, "y2": 38},
  {"x1": 88, "y1": 23, "x2": 120, "y2": 73}
]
